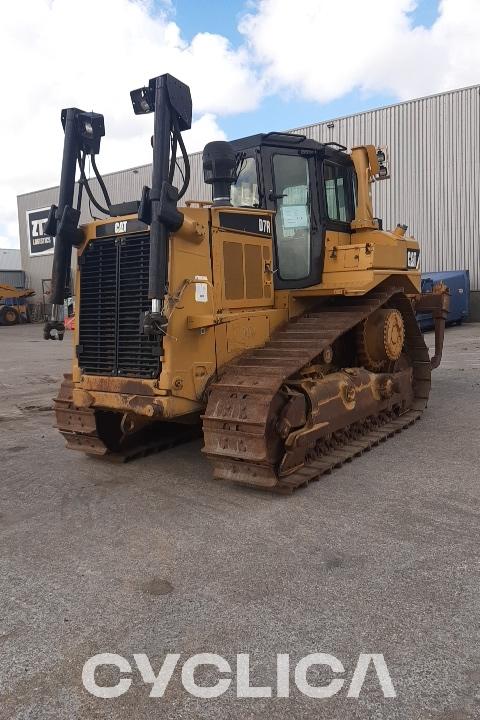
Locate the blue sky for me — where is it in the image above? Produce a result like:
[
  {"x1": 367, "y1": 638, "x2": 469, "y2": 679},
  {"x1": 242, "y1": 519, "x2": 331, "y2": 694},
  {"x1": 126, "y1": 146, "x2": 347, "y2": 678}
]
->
[{"x1": 166, "y1": 0, "x2": 441, "y2": 140}]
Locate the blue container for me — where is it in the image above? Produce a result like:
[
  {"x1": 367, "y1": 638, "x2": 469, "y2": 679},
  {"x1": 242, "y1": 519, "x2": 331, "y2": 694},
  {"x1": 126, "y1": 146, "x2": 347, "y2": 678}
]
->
[{"x1": 417, "y1": 270, "x2": 470, "y2": 331}]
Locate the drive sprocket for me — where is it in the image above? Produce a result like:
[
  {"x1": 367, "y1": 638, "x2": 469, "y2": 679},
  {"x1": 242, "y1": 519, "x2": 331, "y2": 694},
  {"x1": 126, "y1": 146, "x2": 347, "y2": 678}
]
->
[{"x1": 357, "y1": 307, "x2": 405, "y2": 372}]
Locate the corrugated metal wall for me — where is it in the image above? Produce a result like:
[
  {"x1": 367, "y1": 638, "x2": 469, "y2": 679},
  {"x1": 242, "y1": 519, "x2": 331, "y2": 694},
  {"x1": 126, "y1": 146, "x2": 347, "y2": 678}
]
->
[
  {"x1": 17, "y1": 84, "x2": 480, "y2": 297},
  {"x1": 18, "y1": 186, "x2": 67, "y2": 297},
  {"x1": 297, "y1": 85, "x2": 480, "y2": 289},
  {"x1": 0, "y1": 270, "x2": 26, "y2": 288}
]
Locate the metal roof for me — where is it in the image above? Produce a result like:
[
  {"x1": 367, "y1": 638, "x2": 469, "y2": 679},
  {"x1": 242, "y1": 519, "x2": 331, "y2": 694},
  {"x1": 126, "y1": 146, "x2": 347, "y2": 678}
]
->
[
  {"x1": 230, "y1": 132, "x2": 322, "y2": 151},
  {"x1": 229, "y1": 133, "x2": 350, "y2": 163}
]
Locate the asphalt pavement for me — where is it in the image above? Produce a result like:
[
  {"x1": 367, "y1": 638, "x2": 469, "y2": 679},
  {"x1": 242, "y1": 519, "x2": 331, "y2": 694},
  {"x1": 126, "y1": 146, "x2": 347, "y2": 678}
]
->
[{"x1": 0, "y1": 322, "x2": 479, "y2": 719}]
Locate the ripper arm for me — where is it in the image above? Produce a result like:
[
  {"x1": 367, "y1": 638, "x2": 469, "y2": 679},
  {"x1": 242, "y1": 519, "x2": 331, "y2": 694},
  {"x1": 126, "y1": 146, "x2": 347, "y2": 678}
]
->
[{"x1": 414, "y1": 283, "x2": 450, "y2": 369}]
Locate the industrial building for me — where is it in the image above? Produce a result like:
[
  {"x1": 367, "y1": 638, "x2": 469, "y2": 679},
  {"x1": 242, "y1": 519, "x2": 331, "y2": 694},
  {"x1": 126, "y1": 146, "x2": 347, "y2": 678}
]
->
[
  {"x1": 0, "y1": 248, "x2": 26, "y2": 288},
  {"x1": 16, "y1": 83, "x2": 480, "y2": 317}
]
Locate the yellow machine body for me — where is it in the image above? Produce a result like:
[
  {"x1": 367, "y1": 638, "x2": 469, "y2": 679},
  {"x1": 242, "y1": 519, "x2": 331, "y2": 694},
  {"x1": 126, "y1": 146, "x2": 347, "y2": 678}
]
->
[
  {"x1": 69, "y1": 178, "x2": 420, "y2": 421},
  {"x1": 0, "y1": 284, "x2": 34, "y2": 325},
  {"x1": 48, "y1": 74, "x2": 448, "y2": 491},
  {"x1": 54, "y1": 140, "x2": 447, "y2": 490}
]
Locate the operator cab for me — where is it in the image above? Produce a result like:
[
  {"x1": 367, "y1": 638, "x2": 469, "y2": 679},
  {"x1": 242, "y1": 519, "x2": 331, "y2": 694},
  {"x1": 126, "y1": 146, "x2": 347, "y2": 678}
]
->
[{"x1": 228, "y1": 132, "x2": 357, "y2": 289}]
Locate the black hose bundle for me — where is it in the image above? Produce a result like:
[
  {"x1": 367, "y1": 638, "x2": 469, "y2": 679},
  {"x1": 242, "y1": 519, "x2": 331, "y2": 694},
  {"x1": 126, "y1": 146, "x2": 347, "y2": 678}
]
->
[{"x1": 77, "y1": 150, "x2": 111, "y2": 217}]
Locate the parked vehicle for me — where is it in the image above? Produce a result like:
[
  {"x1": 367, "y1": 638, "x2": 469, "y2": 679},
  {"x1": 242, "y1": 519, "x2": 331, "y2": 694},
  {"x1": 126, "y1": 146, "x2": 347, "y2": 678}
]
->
[
  {"x1": 0, "y1": 284, "x2": 35, "y2": 325},
  {"x1": 418, "y1": 271, "x2": 469, "y2": 331}
]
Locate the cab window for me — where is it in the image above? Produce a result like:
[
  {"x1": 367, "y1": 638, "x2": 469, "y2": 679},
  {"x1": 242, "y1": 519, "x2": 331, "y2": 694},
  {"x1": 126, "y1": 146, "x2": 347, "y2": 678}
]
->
[
  {"x1": 230, "y1": 156, "x2": 259, "y2": 208},
  {"x1": 272, "y1": 154, "x2": 311, "y2": 281},
  {"x1": 324, "y1": 162, "x2": 354, "y2": 222}
]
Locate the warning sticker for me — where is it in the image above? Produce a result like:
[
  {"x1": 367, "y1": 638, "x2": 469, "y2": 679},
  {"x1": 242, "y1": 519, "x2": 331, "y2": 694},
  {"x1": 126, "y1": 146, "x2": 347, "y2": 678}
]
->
[{"x1": 195, "y1": 275, "x2": 208, "y2": 303}]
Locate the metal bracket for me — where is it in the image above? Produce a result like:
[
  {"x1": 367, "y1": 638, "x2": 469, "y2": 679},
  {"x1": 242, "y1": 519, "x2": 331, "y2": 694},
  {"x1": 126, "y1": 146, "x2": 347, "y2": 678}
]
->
[{"x1": 415, "y1": 282, "x2": 450, "y2": 369}]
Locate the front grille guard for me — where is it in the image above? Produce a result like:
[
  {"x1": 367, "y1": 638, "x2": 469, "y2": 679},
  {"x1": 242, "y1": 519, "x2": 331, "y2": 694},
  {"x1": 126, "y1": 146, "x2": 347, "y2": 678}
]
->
[{"x1": 78, "y1": 233, "x2": 161, "y2": 378}]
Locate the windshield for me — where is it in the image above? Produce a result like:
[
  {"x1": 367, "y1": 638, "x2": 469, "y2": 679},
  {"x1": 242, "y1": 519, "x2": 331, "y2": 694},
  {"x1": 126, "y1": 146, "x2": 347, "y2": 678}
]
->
[{"x1": 230, "y1": 156, "x2": 259, "y2": 208}]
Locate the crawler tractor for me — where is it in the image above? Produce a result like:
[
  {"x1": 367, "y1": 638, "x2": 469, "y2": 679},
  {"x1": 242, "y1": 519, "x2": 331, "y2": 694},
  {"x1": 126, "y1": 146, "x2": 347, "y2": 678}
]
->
[{"x1": 45, "y1": 74, "x2": 448, "y2": 491}]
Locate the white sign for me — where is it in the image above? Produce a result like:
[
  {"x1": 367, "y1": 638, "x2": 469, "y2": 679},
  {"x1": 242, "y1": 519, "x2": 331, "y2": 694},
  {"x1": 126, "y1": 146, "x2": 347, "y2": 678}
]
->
[
  {"x1": 281, "y1": 205, "x2": 309, "y2": 229},
  {"x1": 27, "y1": 207, "x2": 54, "y2": 256},
  {"x1": 194, "y1": 275, "x2": 208, "y2": 303}
]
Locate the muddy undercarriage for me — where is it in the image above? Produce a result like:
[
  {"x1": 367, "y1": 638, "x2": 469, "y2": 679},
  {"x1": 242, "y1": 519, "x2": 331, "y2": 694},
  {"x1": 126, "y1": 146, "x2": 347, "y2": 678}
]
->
[{"x1": 55, "y1": 287, "x2": 442, "y2": 493}]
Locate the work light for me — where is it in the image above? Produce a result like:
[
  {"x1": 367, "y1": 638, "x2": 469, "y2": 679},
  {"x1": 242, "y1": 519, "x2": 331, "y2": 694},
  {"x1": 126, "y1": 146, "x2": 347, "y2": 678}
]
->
[
  {"x1": 130, "y1": 85, "x2": 155, "y2": 115},
  {"x1": 63, "y1": 110, "x2": 105, "y2": 155},
  {"x1": 375, "y1": 146, "x2": 390, "y2": 180}
]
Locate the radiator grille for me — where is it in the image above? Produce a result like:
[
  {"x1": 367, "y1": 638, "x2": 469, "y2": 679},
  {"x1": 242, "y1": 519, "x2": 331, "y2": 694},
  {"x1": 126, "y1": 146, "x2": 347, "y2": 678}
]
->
[
  {"x1": 78, "y1": 233, "x2": 161, "y2": 378},
  {"x1": 78, "y1": 238, "x2": 116, "y2": 374},
  {"x1": 117, "y1": 234, "x2": 156, "y2": 376}
]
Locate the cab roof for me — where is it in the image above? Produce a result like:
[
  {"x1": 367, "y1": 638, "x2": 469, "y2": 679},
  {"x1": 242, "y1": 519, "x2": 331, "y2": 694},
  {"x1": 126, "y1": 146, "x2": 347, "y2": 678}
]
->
[{"x1": 230, "y1": 132, "x2": 349, "y2": 161}]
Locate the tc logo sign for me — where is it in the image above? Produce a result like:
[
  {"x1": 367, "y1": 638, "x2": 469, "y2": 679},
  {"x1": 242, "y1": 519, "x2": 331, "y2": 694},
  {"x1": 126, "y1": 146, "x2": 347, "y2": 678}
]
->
[
  {"x1": 27, "y1": 207, "x2": 54, "y2": 256},
  {"x1": 82, "y1": 652, "x2": 396, "y2": 700},
  {"x1": 32, "y1": 217, "x2": 47, "y2": 237}
]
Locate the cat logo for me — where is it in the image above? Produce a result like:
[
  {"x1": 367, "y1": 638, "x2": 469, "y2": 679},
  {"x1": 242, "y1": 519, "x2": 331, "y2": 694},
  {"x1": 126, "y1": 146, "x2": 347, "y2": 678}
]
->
[
  {"x1": 115, "y1": 221, "x2": 127, "y2": 234},
  {"x1": 406, "y1": 249, "x2": 420, "y2": 269}
]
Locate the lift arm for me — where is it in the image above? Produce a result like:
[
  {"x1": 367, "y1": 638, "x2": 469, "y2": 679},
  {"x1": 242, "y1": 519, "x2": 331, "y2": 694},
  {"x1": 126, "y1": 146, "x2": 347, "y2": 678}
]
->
[
  {"x1": 130, "y1": 73, "x2": 192, "y2": 334},
  {"x1": 44, "y1": 108, "x2": 105, "y2": 340}
]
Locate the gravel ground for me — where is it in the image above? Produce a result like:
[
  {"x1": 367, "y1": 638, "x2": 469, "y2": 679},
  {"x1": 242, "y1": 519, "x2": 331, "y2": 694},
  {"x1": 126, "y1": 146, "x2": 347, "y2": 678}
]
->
[{"x1": 0, "y1": 322, "x2": 479, "y2": 719}]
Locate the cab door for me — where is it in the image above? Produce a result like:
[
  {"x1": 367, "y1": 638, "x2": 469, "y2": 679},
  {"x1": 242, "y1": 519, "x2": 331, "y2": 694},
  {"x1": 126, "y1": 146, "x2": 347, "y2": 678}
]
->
[{"x1": 262, "y1": 148, "x2": 324, "y2": 289}]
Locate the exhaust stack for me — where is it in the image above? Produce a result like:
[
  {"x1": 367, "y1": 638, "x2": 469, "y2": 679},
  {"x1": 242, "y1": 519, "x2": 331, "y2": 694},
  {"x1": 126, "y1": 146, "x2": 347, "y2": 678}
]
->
[{"x1": 202, "y1": 141, "x2": 236, "y2": 206}]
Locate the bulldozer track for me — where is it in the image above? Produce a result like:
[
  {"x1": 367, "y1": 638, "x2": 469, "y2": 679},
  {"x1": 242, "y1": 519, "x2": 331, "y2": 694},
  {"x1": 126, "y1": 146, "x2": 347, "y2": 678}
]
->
[
  {"x1": 265, "y1": 408, "x2": 422, "y2": 494},
  {"x1": 54, "y1": 288, "x2": 431, "y2": 487},
  {"x1": 54, "y1": 377, "x2": 202, "y2": 462},
  {"x1": 202, "y1": 287, "x2": 432, "y2": 492}
]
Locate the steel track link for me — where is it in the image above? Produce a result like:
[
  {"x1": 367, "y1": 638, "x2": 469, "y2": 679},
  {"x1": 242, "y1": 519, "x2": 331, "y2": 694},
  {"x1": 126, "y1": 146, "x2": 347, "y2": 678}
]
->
[
  {"x1": 275, "y1": 408, "x2": 422, "y2": 494},
  {"x1": 202, "y1": 287, "x2": 432, "y2": 491}
]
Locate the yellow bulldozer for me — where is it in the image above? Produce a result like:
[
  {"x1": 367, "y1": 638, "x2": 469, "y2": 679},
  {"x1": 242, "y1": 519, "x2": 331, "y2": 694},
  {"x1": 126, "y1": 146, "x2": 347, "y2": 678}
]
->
[
  {"x1": 0, "y1": 284, "x2": 34, "y2": 325},
  {"x1": 45, "y1": 74, "x2": 448, "y2": 492}
]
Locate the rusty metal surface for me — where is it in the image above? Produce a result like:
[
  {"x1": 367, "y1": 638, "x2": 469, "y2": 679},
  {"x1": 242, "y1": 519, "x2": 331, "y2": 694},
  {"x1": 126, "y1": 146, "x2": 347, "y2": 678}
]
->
[
  {"x1": 415, "y1": 284, "x2": 450, "y2": 369},
  {"x1": 54, "y1": 289, "x2": 433, "y2": 485},
  {"x1": 54, "y1": 374, "x2": 106, "y2": 454},
  {"x1": 54, "y1": 374, "x2": 201, "y2": 462},
  {"x1": 357, "y1": 307, "x2": 405, "y2": 370},
  {"x1": 274, "y1": 408, "x2": 423, "y2": 494},
  {"x1": 202, "y1": 288, "x2": 431, "y2": 491},
  {"x1": 78, "y1": 375, "x2": 156, "y2": 396}
]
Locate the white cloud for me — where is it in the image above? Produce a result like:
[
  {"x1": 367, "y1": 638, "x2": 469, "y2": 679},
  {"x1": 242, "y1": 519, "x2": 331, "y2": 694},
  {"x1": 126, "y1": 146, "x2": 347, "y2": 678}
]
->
[
  {"x1": 0, "y1": 235, "x2": 19, "y2": 250},
  {"x1": 1, "y1": 0, "x2": 479, "y2": 250},
  {"x1": 184, "y1": 113, "x2": 227, "y2": 153},
  {"x1": 0, "y1": 0, "x2": 260, "y2": 248},
  {"x1": 239, "y1": 0, "x2": 480, "y2": 102}
]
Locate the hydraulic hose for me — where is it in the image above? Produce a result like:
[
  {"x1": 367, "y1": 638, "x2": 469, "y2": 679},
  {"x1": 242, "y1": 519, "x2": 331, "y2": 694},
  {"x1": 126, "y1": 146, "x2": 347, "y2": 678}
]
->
[{"x1": 91, "y1": 154, "x2": 112, "y2": 209}]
